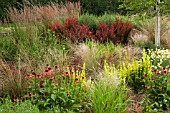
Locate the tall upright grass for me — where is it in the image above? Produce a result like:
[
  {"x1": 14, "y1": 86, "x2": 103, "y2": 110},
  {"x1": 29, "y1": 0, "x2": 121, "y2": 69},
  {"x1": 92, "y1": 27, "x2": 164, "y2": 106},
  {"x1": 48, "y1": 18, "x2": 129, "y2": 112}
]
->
[
  {"x1": 91, "y1": 61, "x2": 129, "y2": 113},
  {"x1": 7, "y1": 1, "x2": 80, "y2": 25},
  {"x1": 136, "y1": 17, "x2": 170, "y2": 48}
]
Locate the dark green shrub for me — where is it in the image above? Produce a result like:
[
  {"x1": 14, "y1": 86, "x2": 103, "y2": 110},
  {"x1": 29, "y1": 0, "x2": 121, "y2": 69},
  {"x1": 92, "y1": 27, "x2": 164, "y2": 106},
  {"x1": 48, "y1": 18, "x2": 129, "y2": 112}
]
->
[
  {"x1": 80, "y1": 0, "x2": 124, "y2": 16},
  {"x1": 78, "y1": 13, "x2": 98, "y2": 31}
]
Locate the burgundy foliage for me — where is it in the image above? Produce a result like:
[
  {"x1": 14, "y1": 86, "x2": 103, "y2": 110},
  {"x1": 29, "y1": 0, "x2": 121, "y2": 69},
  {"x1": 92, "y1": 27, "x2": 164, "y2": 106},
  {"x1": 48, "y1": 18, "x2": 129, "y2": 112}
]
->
[{"x1": 49, "y1": 16, "x2": 133, "y2": 44}]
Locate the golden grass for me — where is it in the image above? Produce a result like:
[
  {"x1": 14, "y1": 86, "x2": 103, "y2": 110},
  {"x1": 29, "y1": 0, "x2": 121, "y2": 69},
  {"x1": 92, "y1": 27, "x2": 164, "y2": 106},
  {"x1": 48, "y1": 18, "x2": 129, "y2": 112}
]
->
[
  {"x1": 7, "y1": 1, "x2": 80, "y2": 25},
  {"x1": 0, "y1": 59, "x2": 28, "y2": 98}
]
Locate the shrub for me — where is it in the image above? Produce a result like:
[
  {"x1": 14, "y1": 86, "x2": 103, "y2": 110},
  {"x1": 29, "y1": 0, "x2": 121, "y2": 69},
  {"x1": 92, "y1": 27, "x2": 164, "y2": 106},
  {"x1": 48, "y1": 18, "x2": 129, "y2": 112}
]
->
[
  {"x1": 50, "y1": 16, "x2": 133, "y2": 44},
  {"x1": 119, "y1": 51, "x2": 152, "y2": 92},
  {"x1": 78, "y1": 13, "x2": 98, "y2": 31},
  {"x1": 50, "y1": 16, "x2": 94, "y2": 42},
  {"x1": 95, "y1": 18, "x2": 133, "y2": 43}
]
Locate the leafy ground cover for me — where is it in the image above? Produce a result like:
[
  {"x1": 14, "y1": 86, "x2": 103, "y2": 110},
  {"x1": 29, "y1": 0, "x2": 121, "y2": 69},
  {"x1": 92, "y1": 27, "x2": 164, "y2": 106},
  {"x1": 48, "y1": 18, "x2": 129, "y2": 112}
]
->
[{"x1": 0, "y1": 1, "x2": 170, "y2": 113}]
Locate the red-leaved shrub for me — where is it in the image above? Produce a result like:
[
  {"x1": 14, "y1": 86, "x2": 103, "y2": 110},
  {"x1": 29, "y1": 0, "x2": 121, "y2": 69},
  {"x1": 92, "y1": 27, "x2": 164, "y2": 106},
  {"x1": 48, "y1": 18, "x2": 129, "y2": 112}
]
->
[
  {"x1": 49, "y1": 16, "x2": 94, "y2": 42},
  {"x1": 49, "y1": 16, "x2": 133, "y2": 44}
]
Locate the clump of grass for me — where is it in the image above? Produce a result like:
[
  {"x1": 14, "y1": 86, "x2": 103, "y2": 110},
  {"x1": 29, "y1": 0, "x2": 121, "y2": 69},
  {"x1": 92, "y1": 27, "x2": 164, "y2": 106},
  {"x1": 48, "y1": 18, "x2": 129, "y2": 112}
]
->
[
  {"x1": 91, "y1": 61, "x2": 129, "y2": 113},
  {"x1": 0, "y1": 59, "x2": 29, "y2": 99},
  {"x1": 135, "y1": 17, "x2": 170, "y2": 48},
  {"x1": 7, "y1": 1, "x2": 80, "y2": 25},
  {"x1": 0, "y1": 98, "x2": 39, "y2": 113},
  {"x1": 72, "y1": 41, "x2": 115, "y2": 76}
]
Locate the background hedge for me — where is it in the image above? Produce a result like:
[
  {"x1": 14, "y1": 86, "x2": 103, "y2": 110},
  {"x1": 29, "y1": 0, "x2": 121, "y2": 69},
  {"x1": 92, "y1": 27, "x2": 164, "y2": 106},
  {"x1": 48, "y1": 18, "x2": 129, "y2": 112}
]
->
[{"x1": 0, "y1": 0, "x2": 124, "y2": 22}]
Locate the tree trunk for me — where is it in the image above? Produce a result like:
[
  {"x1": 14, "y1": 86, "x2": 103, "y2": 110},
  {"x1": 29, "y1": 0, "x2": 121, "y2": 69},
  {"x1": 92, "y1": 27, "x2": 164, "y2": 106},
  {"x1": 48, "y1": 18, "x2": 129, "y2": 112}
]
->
[{"x1": 155, "y1": 0, "x2": 160, "y2": 46}]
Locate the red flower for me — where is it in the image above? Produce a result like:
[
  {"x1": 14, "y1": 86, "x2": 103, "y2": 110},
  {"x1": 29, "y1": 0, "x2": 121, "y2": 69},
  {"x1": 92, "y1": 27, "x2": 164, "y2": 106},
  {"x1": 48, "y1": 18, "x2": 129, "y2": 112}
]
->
[
  {"x1": 39, "y1": 81, "x2": 44, "y2": 88},
  {"x1": 88, "y1": 31, "x2": 93, "y2": 35},
  {"x1": 74, "y1": 78, "x2": 79, "y2": 83},
  {"x1": 25, "y1": 73, "x2": 34, "y2": 79},
  {"x1": 82, "y1": 76, "x2": 85, "y2": 79},
  {"x1": 55, "y1": 65, "x2": 58, "y2": 69},
  {"x1": 66, "y1": 92, "x2": 70, "y2": 96},
  {"x1": 161, "y1": 67, "x2": 166, "y2": 71},
  {"x1": 12, "y1": 98, "x2": 17, "y2": 103},
  {"x1": 163, "y1": 71, "x2": 167, "y2": 74},
  {"x1": 25, "y1": 74, "x2": 31, "y2": 79},
  {"x1": 43, "y1": 70, "x2": 48, "y2": 76},
  {"x1": 159, "y1": 87, "x2": 163, "y2": 91},
  {"x1": 64, "y1": 72, "x2": 69, "y2": 76},
  {"x1": 145, "y1": 85, "x2": 151, "y2": 89},
  {"x1": 29, "y1": 92, "x2": 33, "y2": 97},
  {"x1": 165, "y1": 80, "x2": 168, "y2": 82},
  {"x1": 36, "y1": 75, "x2": 42, "y2": 79},
  {"x1": 143, "y1": 74, "x2": 148, "y2": 78},
  {"x1": 32, "y1": 72, "x2": 36, "y2": 76}
]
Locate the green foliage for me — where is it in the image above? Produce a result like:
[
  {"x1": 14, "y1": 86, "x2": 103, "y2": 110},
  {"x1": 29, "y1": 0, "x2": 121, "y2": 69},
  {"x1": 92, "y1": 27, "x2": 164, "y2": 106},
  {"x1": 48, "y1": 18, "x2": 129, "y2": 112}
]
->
[
  {"x1": 92, "y1": 62, "x2": 128, "y2": 113},
  {"x1": 0, "y1": 98, "x2": 39, "y2": 113},
  {"x1": 78, "y1": 13, "x2": 98, "y2": 30},
  {"x1": 25, "y1": 64, "x2": 90, "y2": 112},
  {"x1": 81, "y1": 0, "x2": 124, "y2": 16},
  {"x1": 148, "y1": 49, "x2": 170, "y2": 69},
  {"x1": 142, "y1": 67, "x2": 170, "y2": 112},
  {"x1": 119, "y1": 51, "x2": 152, "y2": 92},
  {"x1": 0, "y1": 34, "x2": 17, "y2": 61},
  {"x1": 119, "y1": 0, "x2": 170, "y2": 16}
]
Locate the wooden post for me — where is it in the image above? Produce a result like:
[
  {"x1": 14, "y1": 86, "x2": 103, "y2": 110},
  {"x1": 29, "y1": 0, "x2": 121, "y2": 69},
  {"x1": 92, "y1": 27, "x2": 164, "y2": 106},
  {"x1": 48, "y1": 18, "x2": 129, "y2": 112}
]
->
[{"x1": 155, "y1": 0, "x2": 160, "y2": 46}]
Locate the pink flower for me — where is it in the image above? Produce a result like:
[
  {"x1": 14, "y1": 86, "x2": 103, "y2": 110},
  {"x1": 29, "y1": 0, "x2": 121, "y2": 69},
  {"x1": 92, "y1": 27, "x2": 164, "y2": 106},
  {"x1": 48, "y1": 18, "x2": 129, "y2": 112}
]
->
[
  {"x1": 43, "y1": 70, "x2": 48, "y2": 76},
  {"x1": 163, "y1": 71, "x2": 167, "y2": 74},
  {"x1": 161, "y1": 67, "x2": 166, "y2": 71},
  {"x1": 25, "y1": 74, "x2": 31, "y2": 79},
  {"x1": 64, "y1": 72, "x2": 69, "y2": 76},
  {"x1": 12, "y1": 98, "x2": 17, "y2": 102},
  {"x1": 29, "y1": 92, "x2": 33, "y2": 97},
  {"x1": 36, "y1": 75, "x2": 42, "y2": 79},
  {"x1": 145, "y1": 85, "x2": 151, "y2": 89},
  {"x1": 159, "y1": 87, "x2": 163, "y2": 91},
  {"x1": 74, "y1": 78, "x2": 79, "y2": 83}
]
